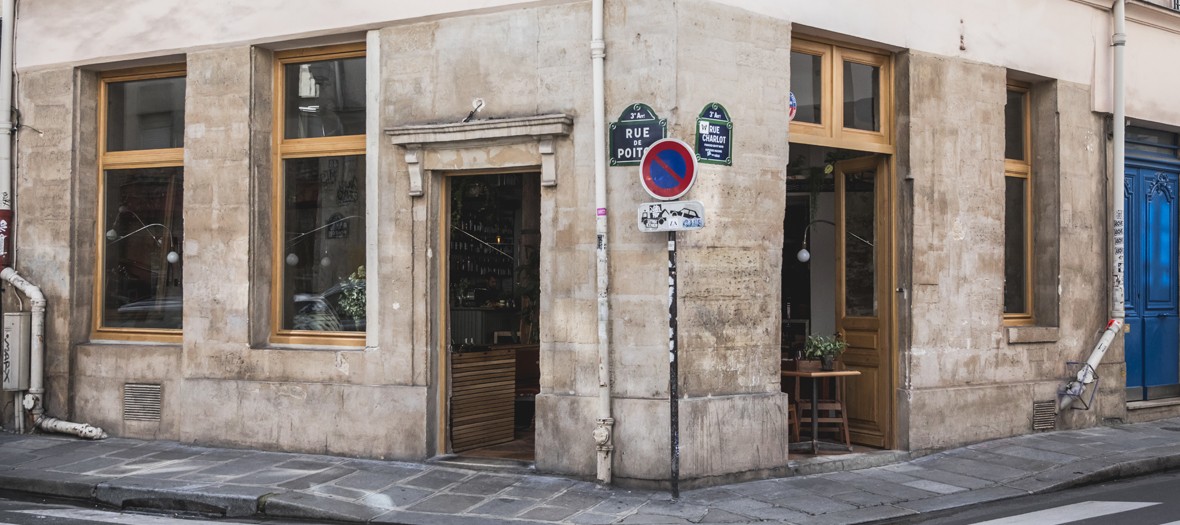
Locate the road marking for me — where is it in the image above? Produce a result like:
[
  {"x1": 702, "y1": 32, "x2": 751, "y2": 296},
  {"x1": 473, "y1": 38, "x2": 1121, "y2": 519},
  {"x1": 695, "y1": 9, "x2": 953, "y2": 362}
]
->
[
  {"x1": 17, "y1": 508, "x2": 222, "y2": 524},
  {"x1": 970, "y1": 501, "x2": 1159, "y2": 525}
]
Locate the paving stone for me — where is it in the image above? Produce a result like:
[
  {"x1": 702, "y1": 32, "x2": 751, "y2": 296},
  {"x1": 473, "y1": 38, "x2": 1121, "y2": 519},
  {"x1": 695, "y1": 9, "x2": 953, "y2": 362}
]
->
[
  {"x1": 309, "y1": 483, "x2": 370, "y2": 500},
  {"x1": 634, "y1": 499, "x2": 709, "y2": 520},
  {"x1": 697, "y1": 508, "x2": 755, "y2": 523},
  {"x1": 896, "y1": 486, "x2": 1029, "y2": 513},
  {"x1": 335, "y1": 469, "x2": 410, "y2": 491},
  {"x1": 710, "y1": 496, "x2": 774, "y2": 515},
  {"x1": 833, "y1": 488, "x2": 905, "y2": 507},
  {"x1": 740, "y1": 504, "x2": 812, "y2": 522},
  {"x1": 46, "y1": 455, "x2": 126, "y2": 475},
  {"x1": 361, "y1": 485, "x2": 435, "y2": 509},
  {"x1": 263, "y1": 491, "x2": 387, "y2": 522},
  {"x1": 469, "y1": 496, "x2": 537, "y2": 517},
  {"x1": 588, "y1": 495, "x2": 649, "y2": 515},
  {"x1": 406, "y1": 493, "x2": 485, "y2": 513},
  {"x1": 502, "y1": 477, "x2": 577, "y2": 499},
  {"x1": 279, "y1": 465, "x2": 357, "y2": 490},
  {"x1": 449, "y1": 473, "x2": 518, "y2": 496},
  {"x1": 618, "y1": 513, "x2": 693, "y2": 524},
  {"x1": 547, "y1": 488, "x2": 611, "y2": 509},
  {"x1": 777, "y1": 491, "x2": 859, "y2": 515},
  {"x1": 992, "y1": 444, "x2": 1082, "y2": 464},
  {"x1": 946, "y1": 449, "x2": 1057, "y2": 473},
  {"x1": 569, "y1": 512, "x2": 621, "y2": 525},
  {"x1": 930, "y1": 457, "x2": 1033, "y2": 482},
  {"x1": 277, "y1": 458, "x2": 339, "y2": 471},
  {"x1": 806, "y1": 504, "x2": 917, "y2": 524},
  {"x1": 519, "y1": 505, "x2": 579, "y2": 521},
  {"x1": 902, "y1": 466, "x2": 993, "y2": 489},
  {"x1": 230, "y1": 468, "x2": 311, "y2": 486},
  {"x1": 678, "y1": 487, "x2": 737, "y2": 505},
  {"x1": 402, "y1": 469, "x2": 471, "y2": 490},
  {"x1": 859, "y1": 467, "x2": 922, "y2": 485},
  {"x1": 903, "y1": 479, "x2": 966, "y2": 495}
]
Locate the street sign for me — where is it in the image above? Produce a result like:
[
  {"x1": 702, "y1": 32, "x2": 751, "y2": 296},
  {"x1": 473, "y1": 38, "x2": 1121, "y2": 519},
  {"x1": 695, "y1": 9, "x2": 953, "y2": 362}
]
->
[
  {"x1": 695, "y1": 103, "x2": 732, "y2": 166},
  {"x1": 639, "y1": 138, "x2": 698, "y2": 201},
  {"x1": 609, "y1": 103, "x2": 667, "y2": 166},
  {"x1": 638, "y1": 201, "x2": 705, "y2": 232}
]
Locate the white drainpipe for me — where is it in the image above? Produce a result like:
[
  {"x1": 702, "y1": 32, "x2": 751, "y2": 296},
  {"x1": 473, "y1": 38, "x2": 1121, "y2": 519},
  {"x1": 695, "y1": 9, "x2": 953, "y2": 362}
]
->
[
  {"x1": 590, "y1": 0, "x2": 615, "y2": 484},
  {"x1": 0, "y1": 0, "x2": 105, "y2": 439},
  {"x1": 1060, "y1": 0, "x2": 1126, "y2": 412},
  {"x1": 1, "y1": 269, "x2": 107, "y2": 439}
]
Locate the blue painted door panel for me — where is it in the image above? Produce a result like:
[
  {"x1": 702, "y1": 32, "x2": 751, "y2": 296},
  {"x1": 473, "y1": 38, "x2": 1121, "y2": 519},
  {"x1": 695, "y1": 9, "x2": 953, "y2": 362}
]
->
[{"x1": 1126, "y1": 162, "x2": 1180, "y2": 400}]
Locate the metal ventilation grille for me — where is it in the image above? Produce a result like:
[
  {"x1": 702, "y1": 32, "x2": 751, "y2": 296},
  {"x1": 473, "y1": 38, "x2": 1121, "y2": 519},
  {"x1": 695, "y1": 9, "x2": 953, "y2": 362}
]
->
[
  {"x1": 1033, "y1": 400, "x2": 1056, "y2": 431},
  {"x1": 123, "y1": 383, "x2": 162, "y2": 421}
]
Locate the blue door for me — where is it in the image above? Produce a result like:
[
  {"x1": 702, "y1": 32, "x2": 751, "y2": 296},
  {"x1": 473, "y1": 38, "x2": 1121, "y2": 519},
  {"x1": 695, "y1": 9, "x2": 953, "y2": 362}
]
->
[{"x1": 1125, "y1": 162, "x2": 1180, "y2": 401}]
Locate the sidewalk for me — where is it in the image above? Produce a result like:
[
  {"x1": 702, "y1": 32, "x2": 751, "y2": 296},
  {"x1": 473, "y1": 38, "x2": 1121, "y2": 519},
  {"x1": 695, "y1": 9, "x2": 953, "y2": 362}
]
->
[{"x1": 2, "y1": 418, "x2": 1180, "y2": 525}]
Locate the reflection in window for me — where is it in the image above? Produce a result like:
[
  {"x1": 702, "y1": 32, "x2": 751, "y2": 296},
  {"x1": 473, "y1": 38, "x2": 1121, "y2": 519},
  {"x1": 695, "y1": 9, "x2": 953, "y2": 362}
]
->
[
  {"x1": 1004, "y1": 177, "x2": 1027, "y2": 314},
  {"x1": 282, "y1": 155, "x2": 366, "y2": 332},
  {"x1": 844, "y1": 171, "x2": 876, "y2": 317},
  {"x1": 843, "y1": 61, "x2": 880, "y2": 132},
  {"x1": 106, "y1": 77, "x2": 185, "y2": 152},
  {"x1": 791, "y1": 51, "x2": 823, "y2": 125},
  {"x1": 103, "y1": 167, "x2": 183, "y2": 329},
  {"x1": 284, "y1": 57, "x2": 366, "y2": 139},
  {"x1": 1004, "y1": 90, "x2": 1026, "y2": 161}
]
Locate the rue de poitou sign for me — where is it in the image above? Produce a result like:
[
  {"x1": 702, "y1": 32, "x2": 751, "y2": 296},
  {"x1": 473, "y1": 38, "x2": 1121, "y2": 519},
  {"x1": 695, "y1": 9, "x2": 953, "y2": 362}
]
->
[{"x1": 609, "y1": 103, "x2": 667, "y2": 166}]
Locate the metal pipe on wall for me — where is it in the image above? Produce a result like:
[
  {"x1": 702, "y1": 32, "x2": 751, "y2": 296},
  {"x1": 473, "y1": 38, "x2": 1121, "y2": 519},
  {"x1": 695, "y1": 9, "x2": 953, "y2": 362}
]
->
[
  {"x1": 590, "y1": 0, "x2": 615, "y2": 485},
  {"x1": 1059, "y1": 0, "x2": 1126, "y2": 413}
]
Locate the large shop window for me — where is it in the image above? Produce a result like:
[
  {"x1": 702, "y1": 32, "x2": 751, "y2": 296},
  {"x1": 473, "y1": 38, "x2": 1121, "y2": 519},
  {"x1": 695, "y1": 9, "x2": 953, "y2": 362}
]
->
[
  {"x1": 273, "y1": 44, "x2": 367, "y2": 345},
  {"x1": 96, "y1": 66, "x2": 186, "y2": 340},
  {"x1": 790, "y1": 39, "x2": 892, "y2": 153},
  {"x1": 1003, "y1": 83, "x2": 1033, "y2": 323}
]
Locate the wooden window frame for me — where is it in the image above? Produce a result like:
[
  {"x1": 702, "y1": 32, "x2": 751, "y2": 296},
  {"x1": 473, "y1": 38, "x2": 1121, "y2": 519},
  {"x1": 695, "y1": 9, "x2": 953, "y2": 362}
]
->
[
  {"x1": 790, "y1": 38, "x2": 894, "y2": 154},
  {"x1": 271, "y1": 43, "x2": 366, "y2": 347},
  {"x1": 93, "y1": 64, "x2": 187, "y2": 343},
  {"x1": 1003, "y1": 83, "x2": 1034, "y2": 325}
]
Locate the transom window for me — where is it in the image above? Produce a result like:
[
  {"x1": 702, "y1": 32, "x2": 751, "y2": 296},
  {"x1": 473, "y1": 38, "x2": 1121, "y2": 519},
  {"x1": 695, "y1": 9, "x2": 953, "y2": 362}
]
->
[
  {"x1": 790, "y1": 39, "x2": 892, "y2": 153},
  {"x1": 1003, "y1": 83, "x2": 1033, "y2": 322},
  {"x1": 273, "y1": 44, "x2": 367, "y2": 345},
  {"x1": 95, "y1": 65, "x2": 186, "y2": 340}
]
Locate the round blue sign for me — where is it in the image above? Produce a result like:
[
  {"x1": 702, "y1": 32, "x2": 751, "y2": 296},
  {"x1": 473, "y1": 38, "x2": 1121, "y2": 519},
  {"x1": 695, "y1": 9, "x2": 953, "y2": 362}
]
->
[{"x1": 640, "y1": 139, "x2": 697, "y2": 200}]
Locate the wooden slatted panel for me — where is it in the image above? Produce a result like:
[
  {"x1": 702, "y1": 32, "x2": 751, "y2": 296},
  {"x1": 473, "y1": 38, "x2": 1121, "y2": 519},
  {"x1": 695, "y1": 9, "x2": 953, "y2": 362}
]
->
[{"x1": 450, "y1": 349, "x2": 515, "y2": 452}]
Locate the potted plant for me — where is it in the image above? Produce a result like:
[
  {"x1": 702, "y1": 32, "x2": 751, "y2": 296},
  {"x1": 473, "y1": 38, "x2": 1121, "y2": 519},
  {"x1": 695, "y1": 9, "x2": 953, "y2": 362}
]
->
[{"x1": 802, "y1": 334, "x2": 847, "y2": 371}]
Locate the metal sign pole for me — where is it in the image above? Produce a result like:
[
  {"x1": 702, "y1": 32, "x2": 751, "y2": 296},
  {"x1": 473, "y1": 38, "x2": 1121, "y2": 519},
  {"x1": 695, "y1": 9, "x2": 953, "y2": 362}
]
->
[{"x1": 668, "y1": 230, "x2": 679, "y2": 499}]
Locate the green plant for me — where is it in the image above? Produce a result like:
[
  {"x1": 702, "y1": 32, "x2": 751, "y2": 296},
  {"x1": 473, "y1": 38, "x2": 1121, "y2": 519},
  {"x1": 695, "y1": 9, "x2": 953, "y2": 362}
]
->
[
  {"x1": 802, "y1": 334, "x2": 847, "y2": 361},
  {"x1": 338, "y1": 265, "x2": 366, "y2": 320}
]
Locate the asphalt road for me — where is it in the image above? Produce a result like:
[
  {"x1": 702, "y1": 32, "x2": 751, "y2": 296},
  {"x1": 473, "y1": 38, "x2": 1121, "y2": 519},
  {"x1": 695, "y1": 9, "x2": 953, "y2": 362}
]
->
[
  {"x1": 913, "y1": 470, "x2": 1180, "y2": 524},
  {"x1": 0, "y1": 490, "x2": 318, "y2": 525}
]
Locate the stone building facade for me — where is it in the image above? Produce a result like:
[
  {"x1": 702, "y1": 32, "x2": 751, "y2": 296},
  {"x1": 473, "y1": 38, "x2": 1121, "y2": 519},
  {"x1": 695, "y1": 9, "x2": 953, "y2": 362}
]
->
[{"x1": 5, "y1": 0, "x2": 1180, "y2": 487}]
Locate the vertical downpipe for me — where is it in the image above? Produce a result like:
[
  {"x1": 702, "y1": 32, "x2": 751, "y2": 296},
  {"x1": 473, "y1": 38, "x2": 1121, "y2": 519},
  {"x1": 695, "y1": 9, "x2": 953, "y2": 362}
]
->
[
  {"x1": 1112, "y1": 0, "x2": 1126, "y2": 322},
  {"x1": 0, "y1": 0, "x2": 16, "y2": 265},
  {"x1": 591, "y1": 0, "x2": 615, "y2": 485}
]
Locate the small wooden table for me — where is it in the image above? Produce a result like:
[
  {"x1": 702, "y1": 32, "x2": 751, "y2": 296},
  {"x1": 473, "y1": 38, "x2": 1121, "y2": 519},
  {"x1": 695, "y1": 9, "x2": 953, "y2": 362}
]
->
[{"x1": 782, "y1": 368, "x2": 861, "y2": 455}]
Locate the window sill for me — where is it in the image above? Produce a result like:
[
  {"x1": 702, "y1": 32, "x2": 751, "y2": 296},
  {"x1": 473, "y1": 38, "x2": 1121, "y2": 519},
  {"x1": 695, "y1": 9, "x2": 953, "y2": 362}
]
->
[{"x1": 1006, "y1": 325, "x2": 1059, "y2": 344}]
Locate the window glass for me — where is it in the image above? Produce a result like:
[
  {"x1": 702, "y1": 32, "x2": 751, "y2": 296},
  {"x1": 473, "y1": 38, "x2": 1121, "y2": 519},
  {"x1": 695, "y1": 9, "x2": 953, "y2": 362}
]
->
[
  {"x1": 284, "y1": 57, "x2": 366, "y2": 139},
  {"x1": 1004, "y1": 176, "x2": 1028, "y2": 314},
  {"x1": 106, "y1": 77, "x2": 186, "y2": 152},
  {"x1": 790, "y1": 51, "x2": 823, "y2": 125},
  {"x1": 102, "y1": 167, "x2": 183, "y2": 329},
  {"x1": 1127, "y1": 126, "x2": 1179, "y2": 157},
  {"x1": 843, "y1": 61, "x2": 879, "y2": 131},
  {"x1": 1004, "y1": 90, "x2": 1026, "y2": 161},
  {"x1": 281, "y1": 155, "x2": 366, "y2": 332},
  {"x1": 844, "y1": 170, "x2": 876, "y2": 317}
]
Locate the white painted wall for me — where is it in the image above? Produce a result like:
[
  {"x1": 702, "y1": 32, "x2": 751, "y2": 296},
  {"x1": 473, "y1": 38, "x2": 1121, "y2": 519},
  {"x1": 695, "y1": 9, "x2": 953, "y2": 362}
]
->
[{"x1": 13, "y1": 0, "x2": 1180, "y2": 125}]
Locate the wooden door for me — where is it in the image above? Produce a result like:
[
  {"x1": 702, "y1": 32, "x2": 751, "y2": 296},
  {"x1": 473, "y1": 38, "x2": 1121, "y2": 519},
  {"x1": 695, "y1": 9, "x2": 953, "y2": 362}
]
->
[{"x1": 835, "y1": 156, "x2": 892, "y2": 448}]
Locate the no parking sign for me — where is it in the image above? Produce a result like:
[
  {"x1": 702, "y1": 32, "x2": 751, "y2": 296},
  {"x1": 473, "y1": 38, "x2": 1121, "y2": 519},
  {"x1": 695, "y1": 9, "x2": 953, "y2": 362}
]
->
[{"x1": 639, "y1": 138, "x2": 698, "y2": 201}]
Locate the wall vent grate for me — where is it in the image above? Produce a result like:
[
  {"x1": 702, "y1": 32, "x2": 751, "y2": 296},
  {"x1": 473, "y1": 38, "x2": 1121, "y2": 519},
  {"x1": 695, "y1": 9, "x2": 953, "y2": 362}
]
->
[
  {"x1": 123, "y1": 383, "x2": 162, "y2": 422},
  {"x1": 1033, "y1": 400, "x2": 1056, "y2": 431}
]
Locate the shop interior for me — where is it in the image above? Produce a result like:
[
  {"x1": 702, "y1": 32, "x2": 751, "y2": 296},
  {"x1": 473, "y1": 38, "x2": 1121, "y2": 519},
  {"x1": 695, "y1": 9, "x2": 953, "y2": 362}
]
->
[
  {"x1": 782, "y1": 143, "x2": 875, "y2": 453},
  {"x1": 446, "y1": 172, "x2": 541, "y2": 462}
]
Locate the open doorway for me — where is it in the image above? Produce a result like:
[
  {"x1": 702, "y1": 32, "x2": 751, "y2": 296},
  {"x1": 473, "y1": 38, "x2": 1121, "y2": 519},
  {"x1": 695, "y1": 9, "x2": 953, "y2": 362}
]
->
[
  {"x1": 445, "y1": 172, "x2": 541, "y2": 462},
  {"x1": 783, "y1": 143, "x2": 892, "y2": 450}
]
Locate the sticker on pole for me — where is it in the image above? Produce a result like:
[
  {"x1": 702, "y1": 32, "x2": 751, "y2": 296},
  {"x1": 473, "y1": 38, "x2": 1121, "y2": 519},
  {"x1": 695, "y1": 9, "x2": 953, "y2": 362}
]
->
[
  {"x1": 638, "y1": 201, "x2": 705, "y2": 233},
  {"x1": 640, "y1": 138, "x2": 698, "y2": 201}
]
